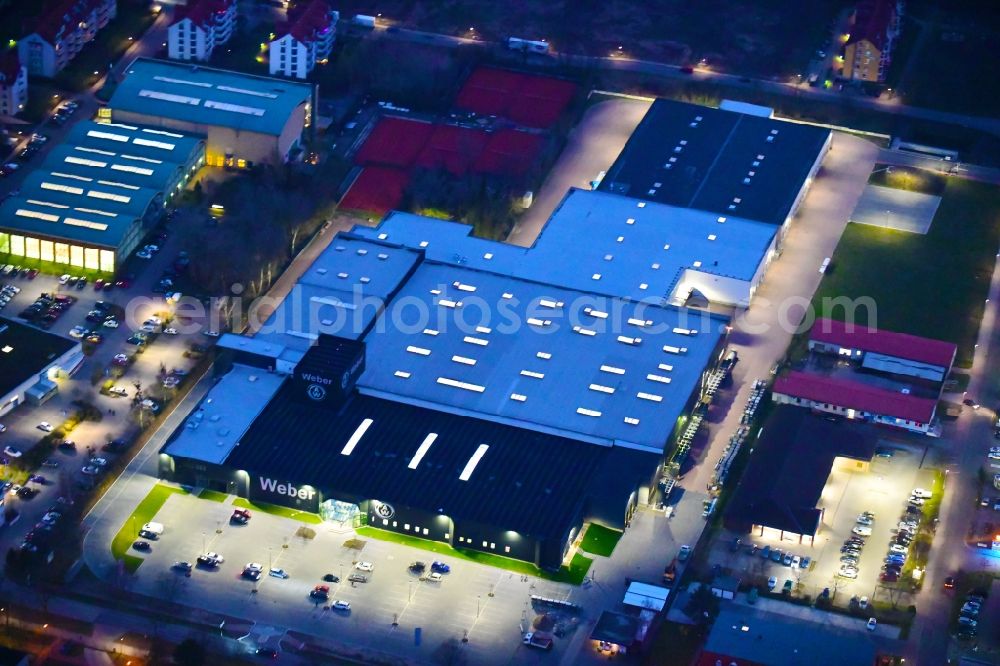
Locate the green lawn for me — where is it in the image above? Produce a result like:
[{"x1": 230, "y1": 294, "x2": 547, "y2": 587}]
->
[
  {"x1": 812, "y1": 178, "x2": 1000, "y2": 367},
  {"x1": 578, "y1": 523, "x2": 624, "y2": 557},
  {"x1": 232, "y1": 497, "x2": 323, "y2": 524},
  {"x1": 356, "y1": 527, "x2": 593, "y2": 585},
  {"x1": 868, "y1": 165, "x2": 947, "y2": 195},
  {"x1": 197, "y1": 488, "x2": 229, "y2": 503},
  {"x1": 111, "y1": 483, "x2": 189, "y2": 572}
]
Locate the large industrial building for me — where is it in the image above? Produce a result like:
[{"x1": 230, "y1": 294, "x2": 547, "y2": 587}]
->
[
  {"x1": 107, "y1": 59, "x2": 314, "y2": 167},
  {"x1": 160, "y1": 233, "x2": 731, "y2": 569},
  {"x1": 351, "y1": 99, "x2": 831, "y2": 308},
  {"x1": 0, "y1": 317, "x2": 83, "y2": 417},
  {"x1": 599, "y1": 98, "x2": 831, "y2": 229},
  {"x1": 158, "y1": 97, "x2": 834, "y2": 570},
  {"x1": 0, "y1": 121, "x2": 204, "y2": 273},
  {"x1": 724, "y1": 406, "x2": 876, "y2": 544}
]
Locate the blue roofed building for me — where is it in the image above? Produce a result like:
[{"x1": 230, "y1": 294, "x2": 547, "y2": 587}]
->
[
  {"x1": 0, "y1": 121, "x2": 204, "y2": 273},
  {"x1": 354, "y1": 188, "x2": 781, "y2": 307},
  {"x1": 107, "y1": 58, "x2": 314, "y2": 167},
  {"x1": 160, "y1": 231, "x2": 730, "y2": 569}
]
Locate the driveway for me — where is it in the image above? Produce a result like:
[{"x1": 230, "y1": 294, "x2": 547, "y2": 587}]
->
[{"x1": 506, "y1": 96, "x2": 651, "y2": 247}]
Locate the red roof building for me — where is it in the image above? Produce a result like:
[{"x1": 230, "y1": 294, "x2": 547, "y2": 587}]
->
[
  {"x1": 167, "y1": 0, "x2": 237, "y2": 62},
  {"x1": 842, "y1": 0, "x2": 901, "y2": 82},
  {"x1": 17, "y1": 0, "x2": 117, "y2": 77},
  {"x1": 269, "y1": 0, "x2": 338, "y2": 79},
  {"x1": 773, "y1": 371, "x2": 937, "y2": 428},
  {"x1": 808, "y1": 318, "x2": 956, "y2": 369},
  {"x1": 0, "y1": 49, "x2": 29, "y2": 116}
]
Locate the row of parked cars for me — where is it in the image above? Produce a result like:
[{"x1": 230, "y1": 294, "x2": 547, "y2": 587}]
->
[
  {"x1": 956, "y1": 590, "x2": 985, "y2": 639},
  {"x1": 18, "y1": 291, "x2": 77, "y2": 329},
  {"x1": 735, "y1": 539, "x2": 812, "y2": 570},
  {"x1": 839, "y1": 511, "x2": 876, "y2": 579},
  {"x1": 1, "y1": 265, "x2": 38, "y2": 280},
  {"x1": 0, "y1": 282, "x2": 20, "y2": 311}
]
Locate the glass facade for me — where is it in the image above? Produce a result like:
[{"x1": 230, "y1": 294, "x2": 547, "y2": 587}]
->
[{"x1": 0, "y1": 231, "x2": 115, "y2": 273}]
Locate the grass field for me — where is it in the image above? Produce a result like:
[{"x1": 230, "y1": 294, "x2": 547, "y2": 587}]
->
[
  {"x1": 111, "y1": 483, "x2": 189, "y2": 573},
  {"x1": 232, "y1": 497, "x2": 323, "y2": 524},
  {"x1": 197, "y1": 489, "x2": 229, "y2": 503},
  {"x1": 900, "y1": 25, "x2": 1000, "y2": 119},
  {"x1": 356, "y1": 526, "x2": 593, "y2": 585},
  {"x1": 868, "y1": 165, "x2": 947, "y2": 195},
  {"x1": 811, "y1": 178, "x2": 1000, "y2": 367},
  {"x1": 578, "y1": 524, "x2": 623, "y2": 557}
]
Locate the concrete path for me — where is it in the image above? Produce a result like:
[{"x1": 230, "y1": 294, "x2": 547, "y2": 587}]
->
[{"x1": 507, "y1": 97, "x2": 650, "y2": 247}]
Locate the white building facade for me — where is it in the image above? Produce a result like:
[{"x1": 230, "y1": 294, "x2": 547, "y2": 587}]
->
[
  {"x1": 0, "y1": 51, "x2": 28, "y2": 116},
  {"x1": 18, "y1": 0, "x2": 117, "y2": 78},
  {"x1": 269, "y1": 0, "x2": 338, "y2": 79},
  {"x1": 167, "y1": 0, "x2": 237, "y2": 62}
]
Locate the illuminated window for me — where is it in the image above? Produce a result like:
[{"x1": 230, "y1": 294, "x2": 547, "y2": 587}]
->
[
  {"x1": 84, "y1": 247, "x2": 99, "y2": 270},
  {"x1": 25, "y1": 237, "x2": 40, "y2": 259},
  {"x1": 100, "y1": 249, "x2": 115, "y2": 273},
  {"x1": 70, "y1": 245, "x2": 84, "y2": 267},
  {"x1": 54, "y1": 243, "x2": 70, "y2": 264},
  {"x1": 0, "y1": 233, "x2": 9, "y2": 254},
  {"x1": 40, "y1": 240, "x2": 54, "y2": 262},
  {"x1": 96, "y1": 107, "x2": 111, "y2": 121},
  {"x1": 10, "y1": 235, "x2": 24, "y2": 256}
]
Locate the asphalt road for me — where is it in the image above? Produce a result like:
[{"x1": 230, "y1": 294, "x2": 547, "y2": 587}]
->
[
  {"x1": 363, "y1": 24, "x2": 1000, "y2": 137},
  {"x1": 507, "y1": 96, "x2": 650, "y2": 248},
  {"x1": 906, "y1": 241, "x2": 1000, "y2": 665}
]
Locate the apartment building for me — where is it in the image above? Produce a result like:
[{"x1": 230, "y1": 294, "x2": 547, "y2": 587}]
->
[
  {"x1": 17, "y1": 0, "x2": 117, "y2": 78},
  {"x1": 269, "y1": 0, "x2": 338, "y2": 79},
  {"x1": 842, "y1": 0, "x2": 902, "y2": 83},
  {"x1": 0, "y1": 50, "x2": 28, "y2": 116},
  {"x1": 167, "y1": 0, "x2": 237, "y2": 62}
]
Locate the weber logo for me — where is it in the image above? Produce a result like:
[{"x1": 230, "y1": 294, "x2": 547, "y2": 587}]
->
[
  {"x1": 259, "y1": 477, "x2": 316, "y2": 500},
  {"x1": 307, "y1": 384, "x2": 327, "y2": 401},
  {"x1": 300, "y1": 372, "x2": 333, "y2": 385}
]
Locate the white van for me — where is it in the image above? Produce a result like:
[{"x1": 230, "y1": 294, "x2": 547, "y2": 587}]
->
[{"x1": 141, "y1": 522, "x2": 164, "y2": 536}]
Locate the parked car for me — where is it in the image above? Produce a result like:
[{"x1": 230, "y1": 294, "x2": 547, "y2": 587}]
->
[{"x1": 852, "y1": 526, "x2": 872, "y2": 537}]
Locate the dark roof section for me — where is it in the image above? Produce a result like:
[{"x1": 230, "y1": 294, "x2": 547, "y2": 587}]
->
[
  {"x1": 0, "y1": 317, "x2": 77, "y2": 399},
  {"x1": 810, "y1": 318, "x2": 956, "y2": 368},
  {"x1": 0, "y1": 49, "x2": 21, "y2": 83},
  {"x1": 847, "y1": 0, "x2": 896, "y2": 50},
  {"x1": 590, "y1": 611, "x2": 640, "y2": 646},
  {"x1": 724, "y1": 406, "x2": 877, "y2": 536},
  {"x1": 599, "y1": 99, "x2": 829, "y2": 225},
  {"x1": 229, "y1": 383, "x2": 656, "y2": 538}
]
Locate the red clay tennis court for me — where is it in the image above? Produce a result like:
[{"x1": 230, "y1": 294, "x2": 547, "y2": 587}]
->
[
  {"x1": 340, "y1": 166, "x2": 411, "y2": 215},
  {"x1": 455, "y1": 67, "x2": 576, "y2": 129},
  {"x1": 474, "y1": 129, "x2": 544, "y2": 176},
  {"x1": 353, "y1": 117, "x2": 434, "y2": 168},
  {"x1": 416, "y1": 124, "x2": 491, "y2": 176}
]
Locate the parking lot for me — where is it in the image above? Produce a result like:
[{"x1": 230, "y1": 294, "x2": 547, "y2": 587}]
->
[
  {"x1": 0, "y1": 223, "x2": 218, "y2": 567},
  {"x1": 713, "y1": 440, "x2": 935, "y2": 605},
  {"x1": 105, "y1": 491, "x2": 587, "y2": 664}
]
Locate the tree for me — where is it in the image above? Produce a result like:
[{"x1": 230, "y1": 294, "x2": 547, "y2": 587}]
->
[
  {"x1": 684, "y1": 584, "x2": 720, "y2": 625},
  {"x1": 173, "y1": 638, "x2": 206, "y2": 666}
]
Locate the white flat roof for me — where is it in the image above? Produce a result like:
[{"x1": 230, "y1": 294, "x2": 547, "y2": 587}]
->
[
  {"x1": 353, "y1": 189, "x2": 777, "y2": 301},
  {"x1": 164, "y1": 364, "x2": 285, "y2": 464},
  {"x1": 359, "y1": 261, "x2": 726, "y2": 452}
]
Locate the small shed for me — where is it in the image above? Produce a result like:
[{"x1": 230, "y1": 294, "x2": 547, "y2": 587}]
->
[{"x1": 711, "y1": 575, "x2": 741, "y2": 600}]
